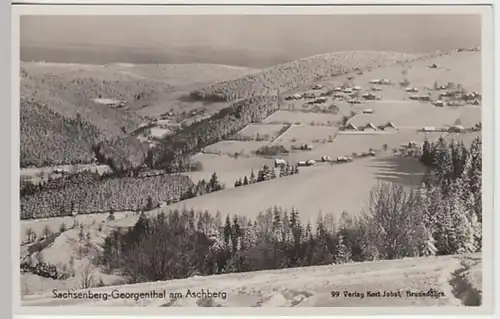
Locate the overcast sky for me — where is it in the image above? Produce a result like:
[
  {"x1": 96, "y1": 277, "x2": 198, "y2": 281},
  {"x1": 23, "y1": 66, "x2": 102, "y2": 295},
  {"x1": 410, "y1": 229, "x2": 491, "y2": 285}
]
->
[{"x1": 20, "y1": 15, "x2": 481, "y2": 68}]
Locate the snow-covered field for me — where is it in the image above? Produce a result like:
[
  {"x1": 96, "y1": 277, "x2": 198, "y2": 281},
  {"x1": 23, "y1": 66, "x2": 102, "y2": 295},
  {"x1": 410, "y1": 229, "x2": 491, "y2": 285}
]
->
[{"x1": 21, "y1": 252, "x2": 482, "y2": 307}]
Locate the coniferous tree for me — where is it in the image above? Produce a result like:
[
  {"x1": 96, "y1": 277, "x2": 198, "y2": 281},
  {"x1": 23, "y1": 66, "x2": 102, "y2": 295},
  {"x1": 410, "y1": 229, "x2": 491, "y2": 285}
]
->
[
  {"x1": 250, "y1": 169, "x2": 256, "y2": 184},
  {"x1": 145, "y1": 195, "x2": 154, "y2": 211},
  {"x1": 312, "y1": 212, "x2": 334, "y2": 265},
  {"x1": 231, "y1": 216, "x2": 242, "y2": 252},
  {"x1": 234, "y1": 178, "x2": 242, "y2": 187},
  {"x1": 243, "y1": 176, "x2": 249, "y2": 185},
  {"x1": 334, "y1": 232, "x2": 352, "y2": 264},
  {"x1": 209, "y1": 172, "x2": 222, "y2": 192},
  {"x1": 223, "y1": 215, "x2": 232, "y2": 250}
]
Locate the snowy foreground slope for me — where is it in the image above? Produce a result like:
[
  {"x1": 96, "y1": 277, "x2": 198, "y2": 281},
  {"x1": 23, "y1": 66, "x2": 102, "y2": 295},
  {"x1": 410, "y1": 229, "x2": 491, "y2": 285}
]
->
[{"x1": 22, "y1": 253, "x2": 481, "y2": 307}]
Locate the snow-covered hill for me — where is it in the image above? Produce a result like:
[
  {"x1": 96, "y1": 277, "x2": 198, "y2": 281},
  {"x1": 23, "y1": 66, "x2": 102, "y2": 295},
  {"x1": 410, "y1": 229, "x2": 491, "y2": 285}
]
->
[{"x1": 22, "y1": 253, "x2": 481, "y2": 307}]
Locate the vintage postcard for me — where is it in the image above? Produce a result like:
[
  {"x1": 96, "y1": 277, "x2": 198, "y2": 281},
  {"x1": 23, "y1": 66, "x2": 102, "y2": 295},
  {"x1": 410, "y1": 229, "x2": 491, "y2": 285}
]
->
[{"x1": 12, "y1": 3, "x2": 494, "y2": 316}]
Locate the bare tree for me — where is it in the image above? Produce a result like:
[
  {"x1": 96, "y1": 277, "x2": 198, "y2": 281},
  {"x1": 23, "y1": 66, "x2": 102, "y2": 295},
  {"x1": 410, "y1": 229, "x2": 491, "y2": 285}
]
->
[
  {"x1": 42, "y1": 225, "x2": 52, "y2": 239},
  {"x1": 25, "y1": 227, "x2": 35, "y2": 243},
  {"x1": 80, "y1": 263, "x2": 96, "y2": 289}
]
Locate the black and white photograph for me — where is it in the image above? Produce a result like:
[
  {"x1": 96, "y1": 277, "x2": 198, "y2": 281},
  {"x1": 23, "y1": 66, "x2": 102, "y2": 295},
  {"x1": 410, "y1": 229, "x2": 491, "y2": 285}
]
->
[{"x1": 16, "y1": 8, "x2": 491, "y2": 310}]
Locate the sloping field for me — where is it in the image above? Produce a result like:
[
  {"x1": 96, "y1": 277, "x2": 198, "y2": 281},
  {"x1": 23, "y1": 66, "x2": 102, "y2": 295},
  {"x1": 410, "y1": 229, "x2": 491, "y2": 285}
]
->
[
  {"x1": 192, "y1": 51, "x2": 427, "y2": 102},
  {"x1": 20, "y1": 211, "x2": 132, "y2": 244},
  {"x1": 235, "y1": 124, "x2": 287, "y2": 141},
  {"x1": 455, "y1": 106, "x2": 482, "y2": 128},
  {"x1": 184, "y1": 153, "x2": 271, "y2": 187},
  {"x1": 274, "y1": 125, "x2": 339, "y2": 146},
  {"x1": 202, "y1": 141, "x2": 270, "y2": 156},
  {"x1": 22, "y1": 252, "x2": 481, "y2": 307},
  {"x1": 264, "y1": 110, "x2": 343, "y2": 126},
  {"x1": 106, "y1": 63, "x2": 260, "y2": 88},
  {"x1": 164, "y1": 156, "x2": 426, "y2": 222},
  {"x1": 348, "y1": 101, "x2": 472, "y2": 129}
]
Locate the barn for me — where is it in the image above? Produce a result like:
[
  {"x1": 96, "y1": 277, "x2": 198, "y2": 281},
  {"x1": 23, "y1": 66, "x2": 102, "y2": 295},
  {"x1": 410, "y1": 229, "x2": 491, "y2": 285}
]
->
[{"x1": 362, "y1": 108, "x2": 374, "y2": 114}]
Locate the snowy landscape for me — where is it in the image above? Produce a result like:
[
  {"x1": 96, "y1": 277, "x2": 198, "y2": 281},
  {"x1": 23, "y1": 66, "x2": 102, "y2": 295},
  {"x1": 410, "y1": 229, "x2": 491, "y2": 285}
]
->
[{"x1": 19, "y1": 14, "x2": 484, "y2": 308}]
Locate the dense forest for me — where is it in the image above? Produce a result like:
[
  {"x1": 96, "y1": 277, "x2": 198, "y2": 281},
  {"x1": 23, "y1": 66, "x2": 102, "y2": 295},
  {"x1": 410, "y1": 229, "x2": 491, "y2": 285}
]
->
[
  {"x1": 20, "y1": 98, "x2": 104, "y2": 167},
  {"x1": 20, "y1": 174, "x2": 193, "y2": 219},
  {"x1": 97, "y1": 136, "x2": 482, "y2": 284},
  {"x1": 21, "y1": 98, "x2": 149, "y2": 170}
]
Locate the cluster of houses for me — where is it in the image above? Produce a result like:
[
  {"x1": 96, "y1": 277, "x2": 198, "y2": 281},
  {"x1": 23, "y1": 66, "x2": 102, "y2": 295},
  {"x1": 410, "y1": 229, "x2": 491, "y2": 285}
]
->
[
  {"x1": 420, "y1": 124, "x2": 479, "y2": 133},
  {"x1": 435, "y1": 90, "x2": 481, "y2": 106},
  {"x1": 409, "y1": 95, "x2": 432, "y2": 102},
  {"x1": 343, "y1": 121, "x2": 398, "y2": 132},
  {"x1": 306, "y1": 97, "x2": 328, "y2": 105},
  {"x1": 408, "y1": 83, "x2": 481, "y2": 107}
]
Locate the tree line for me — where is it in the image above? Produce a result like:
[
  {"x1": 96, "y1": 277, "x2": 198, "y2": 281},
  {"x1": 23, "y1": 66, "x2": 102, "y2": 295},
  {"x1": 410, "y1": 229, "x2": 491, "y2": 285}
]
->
[
  {"x1": 21, "y1": 170, "x2": 228, "y2": 220},
  {"x1": 234, "y1": 163, "x2": 299, "y2": 187}
]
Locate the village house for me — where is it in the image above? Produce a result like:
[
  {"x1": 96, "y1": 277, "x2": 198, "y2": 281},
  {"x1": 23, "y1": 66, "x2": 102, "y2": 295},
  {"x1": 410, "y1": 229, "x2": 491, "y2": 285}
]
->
[
  {"x1": 422, "y1": 126, "x2": 436, "y2": 132},
  {"x1": 380, "y1": 121, "x2": 398, "y2": 131},
  {"x1": 448, "y1": 125, "x2": 465, "y2": 133},
  {"x1": 362, "y1": 93, "x2": 377, "y2": 100},
  {"x1": 362, "y1": 108, "x2": 374, "y2": 114},
  {"x1": 433, "y1": 100, "x2": 445, "y2": 107},
  {"x1": 344, "y1": 123, "x2": 359, "y2": 131},
  {"x1": 361, "y1": 122, "x2": 378, "y2": 132}
]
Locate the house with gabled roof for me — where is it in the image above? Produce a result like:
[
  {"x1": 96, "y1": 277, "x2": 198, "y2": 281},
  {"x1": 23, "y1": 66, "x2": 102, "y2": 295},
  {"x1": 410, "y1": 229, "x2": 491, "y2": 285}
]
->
[
  {"x1": 385, "y1": 121, "x2": 398, "y2": 130},
  {"x1": 361, "y1": 122, "x2": 378, "y2": 131},
  {"x1": 344, "y1": 123, "x2": 359, "y2": 131}
]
